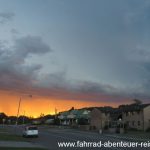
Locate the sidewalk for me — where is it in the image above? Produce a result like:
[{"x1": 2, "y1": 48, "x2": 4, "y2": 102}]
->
[
  {"x1": 70, "y1": 128, "x2": 150, "y2": 142},
  {"x1": 0, "y1": 141, "x2": 45, "y2": 148},
  {"x1": 105, "y1": 133, "x2": 150, "y2": 142}
]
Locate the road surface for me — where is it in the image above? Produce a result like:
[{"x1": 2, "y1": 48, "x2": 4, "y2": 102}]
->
[{"x1": 3, "y1": 125, "x2": 150, "y2": 150}]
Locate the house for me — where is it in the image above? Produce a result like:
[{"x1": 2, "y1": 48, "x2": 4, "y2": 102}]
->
[
  {"x1": 0, "y1": 113, "x2": 8, "y2": 124},
  {"x1": 58, "y1": 111, "x2": 70, "y2": 125},
  {"x1": 58, "y1": 108, "x2": 91, "y2": 126},
  {"x1": 90, "y1": 107, "x2": 113, "y2": 130},
  {"x1": 58, "y1": 103, "x2": 150, "y2": 132},
  {"x1": 67, "y1": 109, "x2": 78, "y2": 125},
  {"x1": 121, "y1": 104, "x2": 150, "y2": 131},
  {"x1": 32, "y1": 119, "x2": 42, "y2": 125},
  {"x1": 90, "y1": 103, "x2": 150, "y2": 132},
  {"x1": 45, "y1": 119, "x2": 54, "y2": 124},
  {"x1": 76, "y1": 109, "x2": 91, "y2": 125}
]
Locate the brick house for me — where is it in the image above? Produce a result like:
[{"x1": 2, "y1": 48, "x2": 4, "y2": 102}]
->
[
  {"x1": 90, "y1": 107, "x2": 113, "y2": 130},
  {"x1": 58, "y1": 103, "x2": 150, "y2": 131},
  {"x1": 90, "y1": 104, "x2": 150, "y2": 131},
  {"x1": 121, "y1": 104, "x2": 150, "y2": 131}
]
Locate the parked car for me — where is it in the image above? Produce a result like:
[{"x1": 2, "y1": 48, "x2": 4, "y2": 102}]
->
[{"x1": 23, "y1": 125, "x2": 38, "y2": 137}]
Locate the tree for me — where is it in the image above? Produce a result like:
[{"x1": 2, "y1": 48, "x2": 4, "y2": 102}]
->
[
  {"x1": 133, "y1": 99, "x2": 142, "y2": 105},
  {"x1": 0, "y1": 113, "x2": 7, "y2": 124}
]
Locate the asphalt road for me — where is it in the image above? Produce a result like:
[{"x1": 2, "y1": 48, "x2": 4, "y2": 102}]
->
[{"x1": 4, "y1": 125, "x2": 150, "y2": 150}]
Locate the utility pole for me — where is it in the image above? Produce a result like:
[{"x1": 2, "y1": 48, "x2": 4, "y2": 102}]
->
[
  {"x1": 55, "y1": 108, "x2": 58, "y2": 119},
  {"x1": 16, "y1": 97, "x2": 21, "y2": 125},
  {"x1": 23, "y1": 110, "x2": 25, "y2": 124},
  {"x1": 16, "y1": 94, "x2": 32, "y2": 126}
]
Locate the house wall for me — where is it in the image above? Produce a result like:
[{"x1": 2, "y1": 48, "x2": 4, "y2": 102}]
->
[
  {"x1": 143, "y1": 105, "x2": 150, "y2": 131},
  {"x1": 122, "y1": 110, "x2": 144, "y2": 130},
  {"x1": 90, "y1": 108, "x2": 109, "y2": 130}
]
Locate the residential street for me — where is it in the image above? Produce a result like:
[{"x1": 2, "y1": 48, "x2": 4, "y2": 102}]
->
[{"x1": 7, "y1": 126, "x2": 149, "y2": 150}]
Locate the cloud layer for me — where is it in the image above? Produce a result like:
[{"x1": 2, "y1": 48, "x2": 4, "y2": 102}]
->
[
  {"x1": 0, "y1": 12, "x2": 14, "y2": 24},
  {"x1": 0, "y1": 0, "x2": 150, "y2": 105},
  {"x1": 0, "y1": 35, "x2": 51, "y2": 92},
  {"x1": 0, "y1": 36, "x2": 127, "y2": 103}
]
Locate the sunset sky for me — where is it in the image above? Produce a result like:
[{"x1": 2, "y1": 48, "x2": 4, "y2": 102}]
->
[{"x1": 0, "y1": 0, "x2": 150, "y2": 117}]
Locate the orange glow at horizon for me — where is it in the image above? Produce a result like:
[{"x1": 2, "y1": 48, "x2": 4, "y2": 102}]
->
[{"x1": 0, "y1": 91, "x2": 125, "y2": 117}]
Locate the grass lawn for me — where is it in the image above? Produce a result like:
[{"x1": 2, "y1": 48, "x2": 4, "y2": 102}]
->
[
  {"x1": 124, "y1": 131, "x2": 150, "y2": 138},
  {"x1": 0, "y1": 133, "x2": 28, "y2": 141},
  {"x1": 0, "y1": 127, "x2": 47, "y2": 150},
  {"x1": 0, "y1": 127, "x2": 9, "y2": 133},
  {"x1": 112, "y1": 130, "x2": 150, "y2": 140},
  {"x1": 0, "y1": 126, "x2": 28, "y2": 141},
  {"x1": 0, "y1": 148, "x2": 47, "y2": 150}
]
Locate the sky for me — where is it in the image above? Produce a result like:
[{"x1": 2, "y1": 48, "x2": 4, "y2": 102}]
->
[{"x1": 0, "y1": 0, "x2": 150, "y2": 116}]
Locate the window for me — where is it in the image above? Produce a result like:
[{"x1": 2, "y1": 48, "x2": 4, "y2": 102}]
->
[
  {"x1": 137, "y1": 111, "x2": 140, "y2": 115},
  {"x1": 138, "y1": 121, "x2": 140, "y2": 126},
  {"x1": 28, "y1": 127, "x2": 37, "y2": 130},
  {"x1": 131, "y1": 112, "x2": 134, "y2": 115},
  {"x1": 132, "y1": 121, "x2": 135, "y2": 126},
  {"x1": 126, "y1": 121, "x2": 129, "y2": 126},
  {"x1": 126, "y1": 112, "x2": 131, "y2": 116}
]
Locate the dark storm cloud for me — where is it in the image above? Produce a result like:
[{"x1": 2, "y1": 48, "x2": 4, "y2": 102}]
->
[
  {"x1": 0, "y1": 35, "x2": 52, "y2": 92},
  {"x1": 11, "y1": 28, "x2": 19, "y2": 35},
  {"x1": 35, "y1": 72, "x2": 114, "y2": 94},
  {"x1": 0, "y1": 12, "x2": 15, "y2": 24},
  {"x1": 34, "y1": 72, "x2": 136, "y2": 102},
  {"x1": 0, "y1": 1, "x2": 150, "y2": 103},
  {"x1": 15, "y1": 36, "x2": 51, "y2": 56},
  {"x1": 0, "y1": 35, "x2": 147, "y2": 103},
  {"x1": 0, "y1": 47, "x2": 122, "y2": 102},
  {"x1": 0, "y1": 36, "x2": 51, "y2": 64}
]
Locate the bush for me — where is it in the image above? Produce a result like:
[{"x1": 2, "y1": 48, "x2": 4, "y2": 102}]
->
[
  {"x1": 104, "y1": 125, "x2": 109, "y2": 130},
  {"x1": 54, "y1": 118, "x2": 60, "y2": 125},
  {"x1": 128, "y1": 128, "x2": 138, "y2": 131},
  {"x1": 78, "y1": 118, "x2": 89, "y2": 125},
  {"x1": 146, "y1": 128, "x2": 150, "y2": 132}
]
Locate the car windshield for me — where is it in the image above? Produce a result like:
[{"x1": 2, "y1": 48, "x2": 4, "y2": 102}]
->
[{"x1": 28, "y1": 127, "x2": 37, "y2": 130}]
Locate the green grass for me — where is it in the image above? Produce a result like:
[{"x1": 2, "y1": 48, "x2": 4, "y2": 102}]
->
[
  {"x1": 0, "y1": 133, "x2": 27, "y2": 141},
  {"x1": 0, "y1": 127, "x2": 27, "y2": 141},
  {"x1": 0, "y1": 127, "x2": 9, "y2": 133},
  {"x1": 0, "y1": 148, "x2": 47, "y2": 150},
  {"x1": 0, "y1": 127, "x2": 47, "y2": 150},
  {"x1": 117, "y1": 131, "x2": 150, "y2": 140},
  {"x1": 126, "y1": 131, "x2": 150, "y2": 137}
]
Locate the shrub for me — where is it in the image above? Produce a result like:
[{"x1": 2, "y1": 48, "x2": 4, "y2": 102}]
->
[{"x1": 146, "y1": 128, "x2": 150, "y2": 132}]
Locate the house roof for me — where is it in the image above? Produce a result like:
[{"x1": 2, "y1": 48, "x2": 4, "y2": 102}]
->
[
  {"x1": 70, "y1": 110, "x2": 78, "y2": 115},
  {"x1": 58, "y1": 103, "x2": 150, "y2": 120},
  {"x1": 60, "y1": 111, "x2": 70, "y2": 116},
  {"x1": 76, "y1": 109, "x2": 90, "y2": 119},
  {"x1": 88, "y1": 104, "x2": 150, "y2": 121},
  {"x1": 118, "y1": 104, "x2": 150, "y2": 112},
  {"x1": 59, "y1": 109, "x2": 91, "y2": 119},
  {"x1": 95, "y1": 106, "x2": 114, "y2": 113}
]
